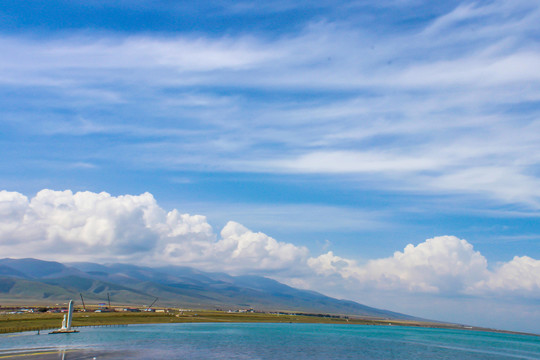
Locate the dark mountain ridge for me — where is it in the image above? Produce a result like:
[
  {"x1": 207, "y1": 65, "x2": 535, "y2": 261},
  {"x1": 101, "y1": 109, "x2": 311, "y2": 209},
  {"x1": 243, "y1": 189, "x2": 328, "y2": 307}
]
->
[{"x1": 0, "y1": 258, "x2": 416, "y2": 320}]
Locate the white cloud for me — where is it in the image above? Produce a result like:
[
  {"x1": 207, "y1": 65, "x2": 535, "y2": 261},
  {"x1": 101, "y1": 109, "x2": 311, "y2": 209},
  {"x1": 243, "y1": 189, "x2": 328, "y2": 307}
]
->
[
  {"x1": 0, "y1": 35, "x2": 278, "y2": 76},
  {"x1": 0, "y1": 189, "x2": 306, "y2": 274},
  {"x1": 0, "y1": 190, "x2": 29, "y2": 240},
  {"x1": 11, "y1": 189, "x2": 163, "y2": 255},
  {"x1": 307, "y1": 251, "x2": 350, "y2": 276},
  {"x1": 394, "y1": 52, "x2": 540, "y2": 88},
  {"x1": 1, "y1": 189, "x2": 537, "y2": 299},
  {"x1": 308, "y1": 235, "x2": 539, "y2": 297},
  {"x1": 469, "y1": 255, "x2": 540, "y2": 296},
  {"x1": 429, "y1": 166, "x2": 540, "y2": 207},
  {"x1": 269, "y1": 150, "x2": 444, "y2": 174},
  {"x1": 214, "y1": 221, "x2": 308, "y2": 271}
]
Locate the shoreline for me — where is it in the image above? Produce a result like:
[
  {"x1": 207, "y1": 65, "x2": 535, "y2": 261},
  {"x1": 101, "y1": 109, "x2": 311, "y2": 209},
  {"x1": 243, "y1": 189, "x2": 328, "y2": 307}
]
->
[{"x1": 1, "y1": 310, "x2": 538, "y2": 338}]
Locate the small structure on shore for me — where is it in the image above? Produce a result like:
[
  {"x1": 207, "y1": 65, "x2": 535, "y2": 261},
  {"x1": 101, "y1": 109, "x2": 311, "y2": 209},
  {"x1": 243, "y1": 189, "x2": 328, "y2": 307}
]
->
[{"x1": 50, "y1": 300, "x2": 79, "y2": 334}]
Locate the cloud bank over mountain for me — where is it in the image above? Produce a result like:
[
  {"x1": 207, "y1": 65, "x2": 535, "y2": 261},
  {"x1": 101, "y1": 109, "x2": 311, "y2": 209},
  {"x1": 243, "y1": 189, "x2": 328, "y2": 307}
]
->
[
  {"x1": 0, "y1": 189, "x2": 308, "y2": 273},
  {"x1": 1, "y1": 189, "x2": 537, "y2": 300}
]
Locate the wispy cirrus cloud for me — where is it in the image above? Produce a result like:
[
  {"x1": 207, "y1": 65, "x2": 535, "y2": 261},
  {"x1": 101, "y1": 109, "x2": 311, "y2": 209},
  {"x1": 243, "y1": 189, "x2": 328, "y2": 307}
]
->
[{"x1": 1, "y1": 0, "x2": 540, "y2": 209}]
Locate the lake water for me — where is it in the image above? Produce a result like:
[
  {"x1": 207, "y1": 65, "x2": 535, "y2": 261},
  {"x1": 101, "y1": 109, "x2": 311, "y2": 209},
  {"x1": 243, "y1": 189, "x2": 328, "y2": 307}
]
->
[{"x1": 1, "y1": 323, "x2": 539, "y2": 359}]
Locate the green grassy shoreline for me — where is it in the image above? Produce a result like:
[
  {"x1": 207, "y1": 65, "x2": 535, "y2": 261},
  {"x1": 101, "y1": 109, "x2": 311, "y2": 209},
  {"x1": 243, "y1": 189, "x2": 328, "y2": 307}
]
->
[
  {"x1": 0, "y1": 311, "x2": 385, "y2": 333},
  {"x1": 2, "y1": 310, "x2": 536, "y2": 337}
]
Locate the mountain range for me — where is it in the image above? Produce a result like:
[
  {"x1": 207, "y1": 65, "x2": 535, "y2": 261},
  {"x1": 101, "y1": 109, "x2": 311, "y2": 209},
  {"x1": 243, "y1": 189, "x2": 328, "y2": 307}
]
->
[{"x1": 0, "y1": 258, "x2": 415, "y2": 320}]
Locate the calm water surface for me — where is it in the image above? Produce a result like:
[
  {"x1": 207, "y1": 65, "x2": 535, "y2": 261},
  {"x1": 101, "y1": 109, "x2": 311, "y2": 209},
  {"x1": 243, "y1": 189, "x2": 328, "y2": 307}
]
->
[{"x1": 1, "y1": 323, "x2": 539, "y2": 359}]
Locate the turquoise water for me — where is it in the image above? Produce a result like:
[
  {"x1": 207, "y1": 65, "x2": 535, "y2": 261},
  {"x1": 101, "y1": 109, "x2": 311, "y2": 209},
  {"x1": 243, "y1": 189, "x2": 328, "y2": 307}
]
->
[{"x1": 1, "y1": 323, "x2": 539, "y2": 359}]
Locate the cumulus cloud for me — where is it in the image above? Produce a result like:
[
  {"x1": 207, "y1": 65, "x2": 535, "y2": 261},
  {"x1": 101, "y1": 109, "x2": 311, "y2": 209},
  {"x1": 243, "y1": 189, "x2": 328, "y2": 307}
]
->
[
  {"x1": 0, "y1": 189, "x2": 538, "y2": 298},
  {"x1": 0, "y1": 189, "x2": 306, "y2": 274},
  {"x1": 214, "y1": 221, "x2": 308, "y2": 271},
  {"x1": 469, "y1": 256, "x2": 540, "y2": 297},
  {"x1": 308, "y1": 236, "x2": 538, "y2": 297},
  {"x1": 159, "y1": 219, "x2": 308, "y2": 272},
  {"x1": 0, "y1": 190, "x2": 30, "y2": 240}
]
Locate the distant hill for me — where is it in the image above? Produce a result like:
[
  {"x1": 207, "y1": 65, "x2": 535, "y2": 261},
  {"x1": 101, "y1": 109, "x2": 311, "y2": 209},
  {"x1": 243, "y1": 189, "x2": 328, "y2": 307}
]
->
[{"x1": 0, "y1": 258, "x2": 417, "y2": 320}]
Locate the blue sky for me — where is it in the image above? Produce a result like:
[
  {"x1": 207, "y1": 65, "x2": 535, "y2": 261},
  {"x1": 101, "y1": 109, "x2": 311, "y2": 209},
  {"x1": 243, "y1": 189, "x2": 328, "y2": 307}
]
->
[{"x1": 1, "y1": 0, "x2": 539, "y2": 333}]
